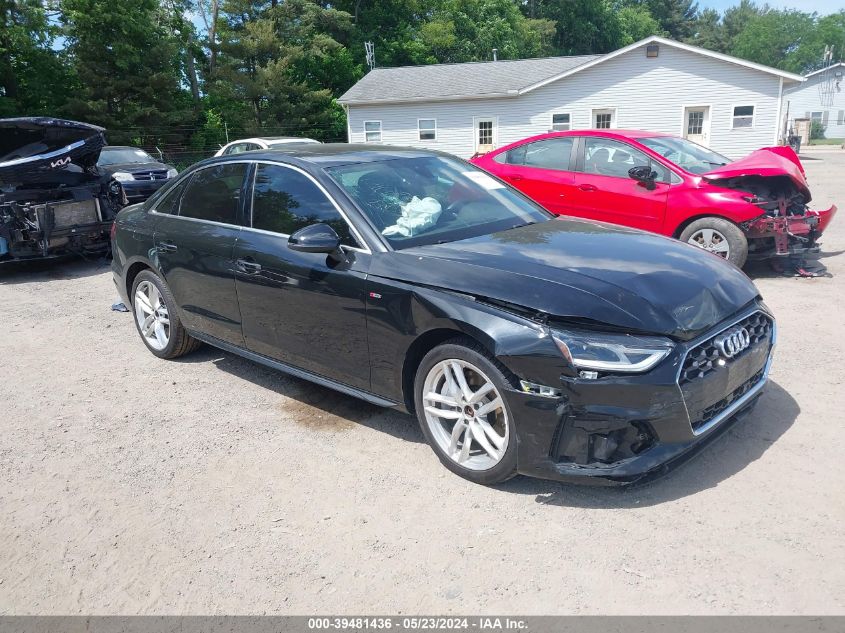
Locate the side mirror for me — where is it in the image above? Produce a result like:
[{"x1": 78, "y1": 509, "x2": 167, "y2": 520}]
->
[
  {"x1": 288, "y1": 223, "x2": 346, "y2": 263},
  {"x1": 628, "y1": 165, "x2": 658, "y2": 190}
]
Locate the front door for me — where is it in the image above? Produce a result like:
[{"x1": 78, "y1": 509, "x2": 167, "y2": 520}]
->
[
  {"x1": 153, "y1": 162, "x2": 248, "y2": 346},
  {"x1": 683, "y1": 106, "x2": 710, "y2": 146},
  {"x1": 233, "y1": 162, "x2": 371, "y2": 391},
  {"x1": 493, "y1": 136, "x2": 578, "y2": 215},
  {"x1": 474, "y1": 117, "x2": 497, "y2": 155},
  {"x1": 570, "y1": 137, "x2": 669, "y2": 233}
]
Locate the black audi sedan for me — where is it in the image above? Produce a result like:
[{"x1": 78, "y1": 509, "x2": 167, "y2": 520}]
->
[{"x1": 111, "y1": 145, "x2": 776, "y2": 485}]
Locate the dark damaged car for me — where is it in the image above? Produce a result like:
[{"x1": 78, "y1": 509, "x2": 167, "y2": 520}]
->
[
  {"x1": 0, "y1": 117, "x2": 126, "y2": 263},
  {"x1": 111, "y1": 145, "x2": 776, "y2": 485}
]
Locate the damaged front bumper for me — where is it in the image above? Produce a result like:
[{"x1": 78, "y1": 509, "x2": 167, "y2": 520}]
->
[
  {"x1": 0, "y1": 197, "x2": 117, "y2": 262},
  {"x1": 744, "y1": 204, "x2": 838, "y2": 258},
  {"x1": 506, "y1": 307, "x2": 776, "y2": 485}
]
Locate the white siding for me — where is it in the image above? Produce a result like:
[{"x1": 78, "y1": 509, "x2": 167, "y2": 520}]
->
[
  {"x1": 347, "y1": 43, "x2": 785, "y2": 160},
  {"x1": 783, "y1": 69, "x2": 845, "y2": 139}
]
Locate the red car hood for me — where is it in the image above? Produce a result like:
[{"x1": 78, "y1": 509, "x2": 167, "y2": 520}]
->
[{"x1": 702, "y1": 146, "x2": 811, "y2": 202}]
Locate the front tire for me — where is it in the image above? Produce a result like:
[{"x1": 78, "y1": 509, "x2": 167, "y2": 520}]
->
[
  {"x1": 131, "y1": 270, "x2": 201, "y2": 359},
  {"x1": 413, "y1": 339, "x2": 518, "y2": 485},
  {"x1": 680, "y1": 217, "x2": 748, "y2": 267}
]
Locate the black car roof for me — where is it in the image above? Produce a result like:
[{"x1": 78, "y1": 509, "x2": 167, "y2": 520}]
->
[{"x1": 213, "y1": 143, "x2": 455, "y2": 169}]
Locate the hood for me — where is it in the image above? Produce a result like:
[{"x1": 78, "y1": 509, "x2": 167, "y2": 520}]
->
[
  {"x1": 0, "y1": 117, "x2": 106, "y2": 182},
  {"x1": 370, "y1": 219, "x2": 759, "y2": 340},
  {"x1": 703, "y1": 146, "x2": 810, "y2": 202}
]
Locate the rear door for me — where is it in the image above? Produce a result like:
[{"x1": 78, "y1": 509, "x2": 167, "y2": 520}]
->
[
  {"x1": 233, "y1": 161, "x2": 371, "y2": 391},
  {"x1": 491, "y1": 136, "x2": 577, "y2": 215},
  {"x1": 571, "y1": 137, "x2": 670, "y2": 232},
  {"x1": 152, "y1": 162, "x2": 248, "y2": 346}
]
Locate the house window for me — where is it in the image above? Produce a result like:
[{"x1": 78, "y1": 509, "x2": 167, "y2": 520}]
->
[
  {"x1": 418, "y1": 119, "x2": 436, "y2": 141},
  {"x1": 478, "y1": 120, "x2": 493, "y2": 146},
  {"x1": 364, "y1": 121, "x2": 382, "y2": 142},
  {"x1": 551, "y1": 113, "x2": 571, "y2": 131},
  {"x1": 687, "y1": 111, "x2": 704, "y2": 135},
  {"x1": 732, "y1": 105, "x2": 755, "y2": 128},
  {"x1": 838, "y1": 110, "x2": 844, "y2": 125},
  {"x1": 592, "y1": 108, "x2": 615, "y2": 129}
]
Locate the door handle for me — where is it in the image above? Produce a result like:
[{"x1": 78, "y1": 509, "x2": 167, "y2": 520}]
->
[
  {"x1": 578, "y1": 184, "x2": 597, "y2": 192},
  {"x1": 236, "y1": 258, "x2": 262, "y2": 274},
  {"x1": 157, "y1": 242, "x2": 178, "y2": 253}
]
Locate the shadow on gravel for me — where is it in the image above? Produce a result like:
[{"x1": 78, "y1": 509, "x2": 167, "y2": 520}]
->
[
  {"x1": 496, "y1": 379, "x2": 798, "y2": 508},
  {"x1": 743, "y1": 254, "x2": 839, "y2": 280},
  {"x1": 177, "y1": 345, "x2": 425, "y2": 444},
  {"x1": 0, "y1": 257, "x2": 110, "y2": 284},
  {"x1": 173, "y1": 346, "x2": 797, "y2": 504}
]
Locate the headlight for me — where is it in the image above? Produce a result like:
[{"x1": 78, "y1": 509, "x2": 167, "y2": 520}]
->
[
  {"x1": 166, "y1": 168, "x2": 178, "y2": 178},
  {"x1": 111, "y1": 171, "x2": 134, "y2": 182},
  {"x1": 552, "y1": 329, "x2": 673, "y2": 374}
]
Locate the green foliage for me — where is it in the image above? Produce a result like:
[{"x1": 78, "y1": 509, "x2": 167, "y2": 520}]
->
[
  {"x1": 731, "y1": 9, "x2": 816, "y2": 73},
  {"x1": 59, "y1": 0, "x2": 193, "y2": 143},
  {"x1": 0, "y1": 0, "x2": 72, "y2": 116},
  {"x1": 5, "y1": 0, "x2": 844, "y2": 164},
  {"x1": 810, "y1": 120, "x2": 826, "y2": 140}
]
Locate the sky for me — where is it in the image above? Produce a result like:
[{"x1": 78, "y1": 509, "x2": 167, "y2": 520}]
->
[{"x1": 698, "y1": 0, "x2": 844, "y2": 13}]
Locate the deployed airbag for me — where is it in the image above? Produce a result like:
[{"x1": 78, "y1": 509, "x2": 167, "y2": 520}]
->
[{"x1": 382, "y1": 196, "x2": 442, "y2": 237}]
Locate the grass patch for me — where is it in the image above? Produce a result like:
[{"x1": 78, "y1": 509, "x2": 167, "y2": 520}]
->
[{"x1": 809, "y1": 138, "x2": 844, "y2": 146}]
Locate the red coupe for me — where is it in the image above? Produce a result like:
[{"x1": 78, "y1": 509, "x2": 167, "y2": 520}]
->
[{"x1": 470, "y1": 130, "x2": 836, "y2": 268}]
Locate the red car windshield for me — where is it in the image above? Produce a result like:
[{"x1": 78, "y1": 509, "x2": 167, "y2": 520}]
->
[{"x1": 638, "y1": 136, "x2": 730, "y2": 175}]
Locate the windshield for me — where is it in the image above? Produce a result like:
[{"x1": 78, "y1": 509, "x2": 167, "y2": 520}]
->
[
  {"x1": 638, "y1": 136, "x2": 730, "y2": 174},
  {"x1": 326, "y1": 156, "x2": 551, "y2": 249},
  {"x1": 98, "y1": 147, "x2": 155, "y2": 165}
]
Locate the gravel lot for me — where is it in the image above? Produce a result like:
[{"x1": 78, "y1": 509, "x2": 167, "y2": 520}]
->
[{"x1": 1, "y1": 150, "x2": 843, "y2": 616}]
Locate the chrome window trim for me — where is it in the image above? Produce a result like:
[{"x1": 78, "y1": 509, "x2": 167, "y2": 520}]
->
[{"x1": 247, "y1": 159, "x2": 372, "y2": 254}]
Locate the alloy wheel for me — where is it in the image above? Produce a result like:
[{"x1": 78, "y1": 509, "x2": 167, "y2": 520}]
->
[
  {"x1": 688, "y1": 228, "x2": 730, "y2": 258},
  {"x1": 422, "y1": 359, "x2": 509, "y2": 471},
  {"x1": 134, "y1": 280, "x2": 170, "y2": 351}
]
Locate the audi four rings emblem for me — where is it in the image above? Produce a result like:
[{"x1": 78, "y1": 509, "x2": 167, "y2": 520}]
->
[{"x1": 714, "y1": 326, "x2": 751, "y2": 358}]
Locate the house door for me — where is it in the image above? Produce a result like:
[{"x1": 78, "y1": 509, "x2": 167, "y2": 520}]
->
[
  {"x1": 474, "y1": 117, "x2": 496, "y2": 155},
  {"x1": 683, "y1": 106, "x2": 710, "y2": 145}
]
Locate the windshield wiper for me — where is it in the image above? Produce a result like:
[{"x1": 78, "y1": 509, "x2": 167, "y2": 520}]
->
[{"x1": 509, "y1": 221, "x2": 537, "y2": 230}]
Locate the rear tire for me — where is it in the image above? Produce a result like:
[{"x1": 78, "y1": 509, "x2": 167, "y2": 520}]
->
[
  {"x1": 131, "y1": 270, "x2": 201, "y2": 359},
  {"x1": 679, "y1": 217, "x2": 748, "y2": 267},
  {"x1": 413, "y1": 338, "x2": 519, "y2": 485}
]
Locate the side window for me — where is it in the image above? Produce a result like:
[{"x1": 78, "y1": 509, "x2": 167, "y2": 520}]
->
[
  {"x1": 178, "y1": 163, "x2": 248, "y2": 225},
  {"x1": 521, "y1": 137, "x2": 574, "y2": 170},
  {"x1": 498, "y1": 137, "x2": 574, "y2": 171},
  {"x1": 152, "y1": 178, "x2": 188, "y2": 214},
  {"x1": 583, "y1": 138, "x2": 669, "y2": 182},
  {"x1": 251, "y1": 163, "x2": 360, "y2": 248}
]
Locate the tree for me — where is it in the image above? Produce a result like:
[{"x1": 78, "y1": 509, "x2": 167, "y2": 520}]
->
[
  {"x1": 688, "y1": 8, "x2": 723, "y2": 51},
  {"x1": 731, "y1": 9, "x2": 815, "y2": 73},
  {"x1": 59, "y1": 0, "x2": 192, "y2": 144},
  {"x1": 0, "y1": 0, "x2": 70, "y2": 115},
  {"x1": 528, "y1": 0, "x2": 629, "y2": 55},
  {"x1": 616, "y1": 3, "x2": 664, "y2": 46},
  {"x1": 415, "y1": 0, "x2": 555, "y2": 63},
  {"x1": 209, "y1": 0, "x2": 358, "y2": 140},
  {"x1": 641, "y1": 0, "x2": 698, "y2": 40}
]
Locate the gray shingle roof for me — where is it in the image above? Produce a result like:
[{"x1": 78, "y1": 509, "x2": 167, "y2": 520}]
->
[{"x1": 338, "y1": 55, "x2": 601, "y2": 104}]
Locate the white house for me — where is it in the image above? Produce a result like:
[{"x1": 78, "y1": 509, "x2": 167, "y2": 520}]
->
[
  {"x1": 782, "y1": 62, "x2": 845, "y2": 139},
  {"x1": 338, "y1": 36, "x2": 804, "y2": 160}
]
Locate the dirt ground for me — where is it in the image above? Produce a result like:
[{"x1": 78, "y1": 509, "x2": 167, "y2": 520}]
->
[{"x1": 1, "y1": 150, "x2": 843, "y2": 616}]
